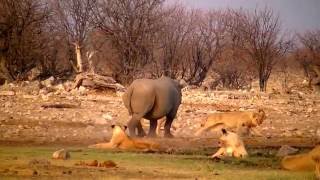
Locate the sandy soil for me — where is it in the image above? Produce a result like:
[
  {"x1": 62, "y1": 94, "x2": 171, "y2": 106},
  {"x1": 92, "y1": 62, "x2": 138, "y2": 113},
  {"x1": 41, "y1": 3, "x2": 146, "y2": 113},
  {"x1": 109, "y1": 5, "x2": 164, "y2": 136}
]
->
[{"x1": 0, "y1": 81, "x2": 319, "y2": 150}]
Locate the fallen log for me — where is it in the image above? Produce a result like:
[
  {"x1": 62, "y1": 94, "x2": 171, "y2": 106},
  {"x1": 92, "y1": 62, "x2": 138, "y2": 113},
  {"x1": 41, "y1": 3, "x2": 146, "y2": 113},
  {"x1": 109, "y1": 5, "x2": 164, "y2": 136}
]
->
[
  {"x1": 72, "y1": 73, "x2": 124, "y2": 91},
  {"x1": 41, "y1": 103, "x2": 79, "y2": 109}
]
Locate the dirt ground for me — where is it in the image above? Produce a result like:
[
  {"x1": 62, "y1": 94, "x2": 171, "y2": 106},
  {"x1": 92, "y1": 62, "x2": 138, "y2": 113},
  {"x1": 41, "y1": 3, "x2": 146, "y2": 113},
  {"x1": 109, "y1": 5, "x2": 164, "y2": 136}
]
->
[
  {"x1": 0, "y1": 81, "x2": 319, "y2": 149},
  {"x1": 0, "y1": 79, "x2": 319, "y2": 179}
]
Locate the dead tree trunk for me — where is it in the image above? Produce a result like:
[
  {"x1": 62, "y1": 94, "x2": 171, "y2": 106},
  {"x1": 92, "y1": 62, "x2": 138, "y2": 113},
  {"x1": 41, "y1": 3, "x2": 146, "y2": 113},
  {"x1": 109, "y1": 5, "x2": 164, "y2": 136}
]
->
[
  {"x1": 0, "y1": 56, "x2": 13, "y2": 83},
  {"x1": 72, "y1": 72, "x2": 124, "y2": 91},
  {"x1": 74, "y1": 42, "x2": 83, "y2": 73},
  {"x1": 311, "y1": 64, "x2": 320, "y2": 94}
]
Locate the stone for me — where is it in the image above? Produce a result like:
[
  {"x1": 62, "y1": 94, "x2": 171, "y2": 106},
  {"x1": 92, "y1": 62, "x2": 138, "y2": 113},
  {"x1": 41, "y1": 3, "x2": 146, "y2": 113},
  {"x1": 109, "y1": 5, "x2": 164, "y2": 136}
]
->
[
  {"x1": 99, "y1": 160, "x2": 117, "y2": 168},
  {"x1": 55, "y1": 84, "x2": 65, "y2": 91},
  {"x1": 52, "y1": 149, "x2": 70, "y2": 160},
  {"x1": 78, "y1": 86, "x2": 87, "y2": 95},
  {"x1": 102, "y1": 113, "x2": 113, "y2": 120},
  {"x1": 27, "y1": 67, "x2": 41, "y2": 81},
  {"x1": 39, "y1": 88, "x2": 49, "y2": 95},
  {"x1": 42, "y1": 76, "x2": 55, "y2": 87},
  {"x1": 0, "y1": 91, "x2": 15, "y2": 96},
  {"x1": 276, "y1": 145, "x2": 299, "y2": 157}
]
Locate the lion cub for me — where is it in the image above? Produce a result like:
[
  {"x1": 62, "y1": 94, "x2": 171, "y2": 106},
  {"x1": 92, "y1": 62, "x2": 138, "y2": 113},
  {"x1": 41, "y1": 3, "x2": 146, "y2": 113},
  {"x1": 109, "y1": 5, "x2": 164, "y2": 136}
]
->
[
  {"x1": 88, "y1": 125, "x2": 160, "y2": 152},
  {"x1": 212, "y1": 129, "x2": 248, "y2": 159},
  {"x1": 195, "y1": 109, "x2": 265, "y2": 136}
]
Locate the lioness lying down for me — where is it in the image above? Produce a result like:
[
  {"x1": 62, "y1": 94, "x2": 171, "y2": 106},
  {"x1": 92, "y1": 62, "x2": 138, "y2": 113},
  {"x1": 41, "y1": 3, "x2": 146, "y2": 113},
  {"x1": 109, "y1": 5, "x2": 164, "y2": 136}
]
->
[
  {"x1": 88, "y1": 125, "x2": 160, "y2": 152},
  {"x1": 282, "y1": 146, "x2": 320, "y2": 178},
  {"x1": 195, "y1": 109, "x2": 265, "y2": 136},
  {"x1": 212, "y1": 129, "x2": 248, "y2": 159}
]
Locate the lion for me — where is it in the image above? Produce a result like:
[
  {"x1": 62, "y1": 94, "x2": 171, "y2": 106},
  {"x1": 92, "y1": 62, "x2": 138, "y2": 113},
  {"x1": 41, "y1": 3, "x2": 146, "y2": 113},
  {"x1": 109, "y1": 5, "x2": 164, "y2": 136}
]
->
[
  {"x1": 281, "y1": 146, "x2": 320, "y2": 178},
  {"x1": 88, "y1": 125, "x2": 160, "y2": 152},
  {"x1": 313, "y1": 154, "x2": 320, "y2": 179},
  {"x1": 195, "y1": 109, "x2": 266, "y2": 137},
  {"x1": 212, "y1": 129, "x2": 248, "y2": 159}
]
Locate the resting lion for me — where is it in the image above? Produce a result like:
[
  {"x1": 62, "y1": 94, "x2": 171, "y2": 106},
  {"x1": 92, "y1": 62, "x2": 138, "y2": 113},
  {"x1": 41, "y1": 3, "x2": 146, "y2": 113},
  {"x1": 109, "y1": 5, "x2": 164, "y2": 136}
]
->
[
  {"x1": 195, "y1": 109, "x2": 266, "y2": 136},
  {"x1": 281, "y1": 146, "x2": 320, "y2": 178},
  {"x1": 88, "y1": 125, "x2": 160, "y2": 152},
  {"x1": 212, "y1": 129, "x2": 248, "y2": 159}
]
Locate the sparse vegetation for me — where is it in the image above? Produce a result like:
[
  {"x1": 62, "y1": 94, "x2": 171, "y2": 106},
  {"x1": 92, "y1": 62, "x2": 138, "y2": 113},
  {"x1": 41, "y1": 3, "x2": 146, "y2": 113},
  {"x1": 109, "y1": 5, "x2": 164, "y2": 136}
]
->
[
  {"x1": 1, "y1": 0, "x2": 320, "y2": 179},
  {"x1": 0, "y1": 146, "x2": 314, "y2": 179},
  {"x1": 1, "y1": 0, "x2": 316, "y2": 91}
]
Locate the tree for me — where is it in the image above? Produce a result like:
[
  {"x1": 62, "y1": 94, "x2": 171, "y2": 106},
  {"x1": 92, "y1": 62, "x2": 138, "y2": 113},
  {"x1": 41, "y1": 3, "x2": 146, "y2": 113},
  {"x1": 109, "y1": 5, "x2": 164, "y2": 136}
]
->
[
  {"x1": 92, "y1": 0, "x2": 168, "y2": 83},
  {"x1": 52, "y1": 0, "x2": 95, "y2": 73},
  {"x1": 0, "y1": 0, "x2": 49, "y2": 81},
  {"x1": 297, "y1": 30, "x2": 320, "y2": 93},
  {"x1": 181, "y1": 10, "x2": 227, "y2": 85},
  {"x1": 156, "y1": 6, "x2": 193, "y2": 79},
  {"x1": 229, "y1": 7, "x2": 291, "y2": 92}
]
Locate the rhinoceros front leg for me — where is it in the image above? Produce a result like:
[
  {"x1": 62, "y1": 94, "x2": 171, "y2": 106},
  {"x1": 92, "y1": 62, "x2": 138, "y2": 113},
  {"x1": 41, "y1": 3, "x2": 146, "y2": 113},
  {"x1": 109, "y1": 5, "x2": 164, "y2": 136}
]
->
[{"x1": 128, "y1": 114, "x2": 146, "y2": 137}]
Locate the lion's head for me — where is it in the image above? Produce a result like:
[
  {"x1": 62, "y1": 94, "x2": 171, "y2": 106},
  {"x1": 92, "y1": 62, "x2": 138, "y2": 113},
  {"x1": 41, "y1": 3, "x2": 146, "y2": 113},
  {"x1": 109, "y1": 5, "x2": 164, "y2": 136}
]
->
[{"x1": 252, "y1": 109, "x2": 266, "y2": 126}]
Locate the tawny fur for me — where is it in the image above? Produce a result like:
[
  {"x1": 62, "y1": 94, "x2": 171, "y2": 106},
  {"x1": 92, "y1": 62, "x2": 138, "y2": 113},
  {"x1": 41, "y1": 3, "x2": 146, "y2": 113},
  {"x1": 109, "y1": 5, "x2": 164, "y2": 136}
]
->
[
  {"x1": 312, "y1": 154, "x2": 320, "y2": 179},
  {"x1": 88, "y1": 125, "x2": 160, "y2": 152},
  {"x1": 281, "y1": 146, "x2": 320, "y2": 173},
  {"x1": 212, "y1": 129, "x2": 248, "y2": 159},
  {"x1": 195, "y1": 109, "x2": 266, "y2": 136}
]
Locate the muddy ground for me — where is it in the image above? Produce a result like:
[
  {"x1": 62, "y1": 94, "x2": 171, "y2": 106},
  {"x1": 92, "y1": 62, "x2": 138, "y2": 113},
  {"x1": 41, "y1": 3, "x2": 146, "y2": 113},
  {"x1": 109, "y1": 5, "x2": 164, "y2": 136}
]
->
[{"x1": 0, "y1": 81, "x2": 319, "y2": 150}]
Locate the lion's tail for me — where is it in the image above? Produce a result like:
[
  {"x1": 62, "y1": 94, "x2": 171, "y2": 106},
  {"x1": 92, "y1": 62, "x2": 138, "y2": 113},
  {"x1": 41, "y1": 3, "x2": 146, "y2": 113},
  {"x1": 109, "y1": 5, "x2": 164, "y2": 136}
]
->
[
  {"x1": 195, "y1": 123, "x2": 225, "y2": 136},
  {"x1": 133, "y1": 139, "x2": 160, "y2": 152}
]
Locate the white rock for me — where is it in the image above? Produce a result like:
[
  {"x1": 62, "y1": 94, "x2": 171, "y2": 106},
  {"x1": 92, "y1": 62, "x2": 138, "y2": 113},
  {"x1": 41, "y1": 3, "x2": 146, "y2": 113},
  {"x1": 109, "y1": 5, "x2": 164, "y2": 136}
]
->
[
  {"x1": 276, "y1": 145, "x2": 299, "y2": 157},
  {"x1": 52, "y1": 149, "x2": 70, "y2": 160},
  {"x1": 102, "y1": 114, "x2": 113, "y2": 120},
  {"x1": 78, "y1": 86, "x2": 87, "y2": 95},
  {"x1": 302, "y1": 79, "x2": 308, "y2": 86},
  {"x1": 42, "y1": 76, "x2": 55, "y2": 87},
  {"x1": 306, "y1": 108, "x2": 313, "y2": 113},
  {"x1": 55, "y1": 84, "x2": 65, "y2": 91},
  {"x1": 0, "y1": 91, "x2": 15, "y2": 96},
  {"x1": 39, "y1": 88, "x2": 49, "y2": 95}
]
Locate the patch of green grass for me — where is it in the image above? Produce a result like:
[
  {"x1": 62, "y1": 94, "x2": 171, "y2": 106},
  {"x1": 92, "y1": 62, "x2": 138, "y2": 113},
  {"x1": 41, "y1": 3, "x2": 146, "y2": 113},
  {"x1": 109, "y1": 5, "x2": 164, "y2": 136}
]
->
[{"x1": 0, "y1": 146, "x2": 315, "y2": 179}]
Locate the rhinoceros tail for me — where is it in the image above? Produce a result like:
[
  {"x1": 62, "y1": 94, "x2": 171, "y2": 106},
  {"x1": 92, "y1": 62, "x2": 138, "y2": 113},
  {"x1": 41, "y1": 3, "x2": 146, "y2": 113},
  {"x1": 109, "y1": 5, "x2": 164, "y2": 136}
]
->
[{"x1": 122, "y1": 86, "x2": 133, "y2": 115}]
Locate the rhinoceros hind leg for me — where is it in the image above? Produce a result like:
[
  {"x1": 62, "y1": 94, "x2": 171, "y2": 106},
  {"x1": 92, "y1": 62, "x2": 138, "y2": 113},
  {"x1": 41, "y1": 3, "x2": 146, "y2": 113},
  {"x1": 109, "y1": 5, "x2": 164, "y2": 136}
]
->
[
  {"x1": 128, "y1": 114, "x2": 146, "y2": 137},
  {"x1": 147, "y1": 119, "x2": 158, "y2": 137}
]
